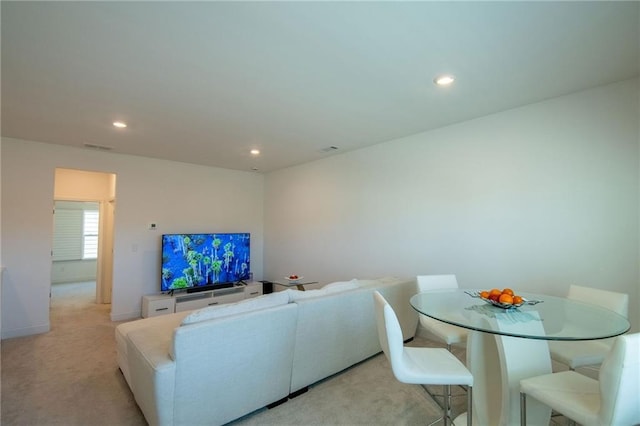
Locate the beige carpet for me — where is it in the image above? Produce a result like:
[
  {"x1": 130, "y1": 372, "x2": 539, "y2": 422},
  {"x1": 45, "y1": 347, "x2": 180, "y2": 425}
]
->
[
  {"x1": 2, "y1": 282, "x2": 570, "y2": 425},
  {"x1": 1, "y1": 282, "x2": 146, "y2": 426},
  {"x1": 230, "y1": 350, "x2": 467, "y2": 426}
]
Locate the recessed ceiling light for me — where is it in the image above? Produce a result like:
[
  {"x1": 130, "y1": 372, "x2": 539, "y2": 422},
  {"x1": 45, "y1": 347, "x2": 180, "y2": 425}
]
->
[
  {"x1": 433, "y1": 74, "x2": 455, "y2": 86},
  {"x1": 250, "y1": 149, "x2": 260, "y2": 155},
  {"x1": 113, "y1": 121, "x2": 127, "y2": 128}
]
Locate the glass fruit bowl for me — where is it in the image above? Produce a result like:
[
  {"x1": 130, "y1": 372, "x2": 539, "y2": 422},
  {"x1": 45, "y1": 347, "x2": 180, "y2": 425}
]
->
[
  {"x1": 465, "y1": 290, "x2": 542, "y2": 310},
  {"x1": 480, "y1": 296, "x2": 524, "y2": 309}
]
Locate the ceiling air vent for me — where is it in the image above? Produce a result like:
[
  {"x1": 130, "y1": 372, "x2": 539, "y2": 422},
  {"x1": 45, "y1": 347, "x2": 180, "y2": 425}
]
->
[
  {"x1": 84, "y1": 143, "x2": 113, "y2": 151},
  {"x1": 319, "y1": 146, "x2": 339, "y2": 153}
]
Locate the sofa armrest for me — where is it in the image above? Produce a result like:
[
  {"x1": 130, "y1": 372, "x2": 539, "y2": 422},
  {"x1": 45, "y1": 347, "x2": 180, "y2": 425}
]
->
[
  {"x1": 116, "y1": 311, "x2": 189, "y2": 389},
  {"x1": 127, "y1": 326, "x2": 177, "y2": 426}
]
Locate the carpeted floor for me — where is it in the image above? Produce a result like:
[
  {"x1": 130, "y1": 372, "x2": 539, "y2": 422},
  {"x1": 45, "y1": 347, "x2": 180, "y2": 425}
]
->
[
  {"x1": 1, "y1": 282, "x2": 146, "y2": 426},
  {"x1": 229, "y1": 348, "x2": 467, "y2": 426},
  {"x1": 1, "y1": 282, "x2": 573, "y2": 425}
]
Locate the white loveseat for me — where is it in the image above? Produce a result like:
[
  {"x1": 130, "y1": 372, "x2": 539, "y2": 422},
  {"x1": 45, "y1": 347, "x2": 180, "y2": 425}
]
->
[{"x1": 116, "y1": 277, "x2": 418, "y2": 426}]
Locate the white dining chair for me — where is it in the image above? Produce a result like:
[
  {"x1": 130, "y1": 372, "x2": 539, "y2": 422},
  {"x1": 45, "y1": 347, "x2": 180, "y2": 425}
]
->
[
  {"x1": 416, "y1": 275, "x2": 469, "y2": 413},
  {"x1": 416, "y1": 275, "x2": 468, "y2": 352},
  {"x1": 373, "y1": 291, "x2": 473, "y2": 426},
  {"x1": 520, "y1": 332, "x2": 640, "y2": 426},
  {"x1": 548, "y1": 284, "x2": 629, "y2": 370}
]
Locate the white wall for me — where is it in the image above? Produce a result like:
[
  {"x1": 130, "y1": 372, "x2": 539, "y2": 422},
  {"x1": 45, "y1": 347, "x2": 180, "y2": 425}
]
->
[
  {"x1": 264, "y1": 78, "x2": 640, "y2": 331},
  {"x1": 2, "y1": 79, "x2": 637, "y2": 339},
  {"x1": 51, "y1": 260, "x2": 97, "y2": 284},
  {"x1": 1, "y1": 140, "x2": 264, "y2": 338},
  {"x1": 55, "y1": 168, "x2": 114, "y2": 200}
]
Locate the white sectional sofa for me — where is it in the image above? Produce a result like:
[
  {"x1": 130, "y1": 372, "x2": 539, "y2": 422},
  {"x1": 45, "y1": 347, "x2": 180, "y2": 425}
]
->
[
  {"x1": 116, "y1": 277, "x2": 418, "y2": 426},
  {"x1": 289, "y1": 277, "x2": 418, "y2": 393}
]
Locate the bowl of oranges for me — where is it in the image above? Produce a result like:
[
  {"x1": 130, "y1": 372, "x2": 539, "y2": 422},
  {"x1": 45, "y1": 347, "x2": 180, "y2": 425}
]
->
[
  {"x1": 477, "y1": 288, "x2": 524, "y2": 309},
  {"x1": 285, "y1": 274, "x2": 303, "y2": 284}
]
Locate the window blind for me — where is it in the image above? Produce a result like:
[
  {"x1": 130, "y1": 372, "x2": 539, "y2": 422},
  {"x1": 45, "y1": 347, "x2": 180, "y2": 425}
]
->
[
  {"x1": 52, "y1": 205, "x2": 100, "y2": 261},
  {"x1": 52, "y1": 209, "x2": 83, "y2": 261}
]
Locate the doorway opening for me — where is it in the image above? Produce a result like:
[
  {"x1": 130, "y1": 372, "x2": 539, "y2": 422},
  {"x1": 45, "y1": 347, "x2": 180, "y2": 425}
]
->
[{"x1": 51, "y1": 169, "x2": 116, "y2": 315}]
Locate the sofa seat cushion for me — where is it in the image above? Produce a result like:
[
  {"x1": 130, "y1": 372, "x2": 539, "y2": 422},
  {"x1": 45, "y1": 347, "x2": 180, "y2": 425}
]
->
[
  {"x1": 116, "y1": 310, "x2": 191, "y2": 344},
  {"x1": 115, "y1": 310, "x2": 191, "y2": 387},
  {"x1": 180, "y1": 290, "x2": 291, "y2": 325}
]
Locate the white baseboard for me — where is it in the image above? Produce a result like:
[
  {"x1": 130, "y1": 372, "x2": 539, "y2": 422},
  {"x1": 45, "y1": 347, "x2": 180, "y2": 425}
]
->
[
  {"x1": 1, "y1": 323, "x2": 50, "y2": 339},
  {"x1": 110, "y1": 310, "x2": 142, "y2": 322}
]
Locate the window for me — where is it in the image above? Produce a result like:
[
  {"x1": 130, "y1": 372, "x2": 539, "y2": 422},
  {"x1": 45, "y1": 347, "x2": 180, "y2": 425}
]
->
[
  {"x1": 83, "y1": 210, "x2": 99, "y2": 259},
  {"x1": 52, "y1": 201, "x2": 99, "y2": 261}
]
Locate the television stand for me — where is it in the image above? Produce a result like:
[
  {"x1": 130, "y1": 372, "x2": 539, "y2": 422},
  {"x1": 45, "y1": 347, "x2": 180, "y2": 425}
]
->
[{"x1": 141, "y1": 282, "x2": 263, "y2": 318}]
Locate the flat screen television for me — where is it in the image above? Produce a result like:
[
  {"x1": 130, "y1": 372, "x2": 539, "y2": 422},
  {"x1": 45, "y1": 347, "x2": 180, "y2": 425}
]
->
[{"x1": 161, "y1": 233, "x2": 250, "y2": 293}]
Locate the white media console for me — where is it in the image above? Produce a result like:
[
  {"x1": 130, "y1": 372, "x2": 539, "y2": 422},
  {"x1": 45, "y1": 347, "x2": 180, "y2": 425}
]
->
[{"x1": 142, "y1": 282, "x2": 263, "y2": 318}]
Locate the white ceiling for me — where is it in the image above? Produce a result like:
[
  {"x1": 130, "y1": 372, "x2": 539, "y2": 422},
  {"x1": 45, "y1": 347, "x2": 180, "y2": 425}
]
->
[{"x1": 2, "y1": 2, "x2": 639, "y2": 173}]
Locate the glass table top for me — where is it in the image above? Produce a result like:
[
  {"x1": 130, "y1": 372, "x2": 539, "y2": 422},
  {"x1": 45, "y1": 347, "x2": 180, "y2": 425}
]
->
[
  {"x1": 410, "y1": 289, "x2": 630, "y2": 341},
  {"x1": 272, "y1": 281, "x2": 319, "y2": 287}
]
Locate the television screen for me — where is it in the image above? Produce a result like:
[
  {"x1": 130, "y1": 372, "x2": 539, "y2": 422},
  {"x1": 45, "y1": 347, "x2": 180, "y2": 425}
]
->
[{"x1": 161, "y1": 233, "x2": 250, "y2": 292}]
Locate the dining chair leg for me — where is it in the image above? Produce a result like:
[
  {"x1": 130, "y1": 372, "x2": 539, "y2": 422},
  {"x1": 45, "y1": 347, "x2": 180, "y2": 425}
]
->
[
  {"x1": 466, "y1": 386, "x2": 473, "y2": 426},
  {"x1": 443, "y1": 384, "x2": 450, "y2": 426},
  {"x1": 520, "y1": 392, "x2": 526, "y2": 426},
  {"x1": 446, "y1": 344, "x2": 452, "y2": 411},
  {"x1": 422, "y1": 385, "x2": 446, "y2": 426},
  {"x1": 445, "y1": 344, "x2": 468, "y2": 395},
  {"x1": 447, "y1": 384, "x2": 453, "y2": 419}
]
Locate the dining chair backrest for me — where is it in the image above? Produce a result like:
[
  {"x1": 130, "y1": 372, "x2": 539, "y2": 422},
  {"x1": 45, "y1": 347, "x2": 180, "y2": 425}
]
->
[
  {"x1": 417, "y1": 275, "x2": 459, "y2": 292},
  {"x1": 373, "y1": 291, "x2": 404, "y2": 376},
  {"x1": 373, "y1": 290, "x2": 474, "y2": 426},
  {"x1": 598, "y1": 333, "x2": 640, "y2": 425},
  {"x1": 568, "y1": 285, "x2": 628, "y2": 318}
]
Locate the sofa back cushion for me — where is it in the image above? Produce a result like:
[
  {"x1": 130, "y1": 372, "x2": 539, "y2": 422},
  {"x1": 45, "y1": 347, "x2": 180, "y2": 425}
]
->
[
  {"x1": 172, "y1": 303, "x2": 298, "y2": 425},
  {"x1": 323, "y1": 279, "x2": 360, "y2": 292},
  {"x1": 180, "y1": 290, "x2": 291, "y2": 325},
  {"x1": 288, "y1": 279, "x2": 360, "y2": 301},
  {"x1": 357, "y1": 276, "x2": 403, "y2": 287},
  {"x1": 289, "y1": 277, "x2": 418, "y2": 392}
]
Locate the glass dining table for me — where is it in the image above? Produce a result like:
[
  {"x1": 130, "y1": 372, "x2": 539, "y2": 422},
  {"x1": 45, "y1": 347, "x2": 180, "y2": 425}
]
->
[{"x1": 410, "y1": 289, "x2": 630, "y2": 426}]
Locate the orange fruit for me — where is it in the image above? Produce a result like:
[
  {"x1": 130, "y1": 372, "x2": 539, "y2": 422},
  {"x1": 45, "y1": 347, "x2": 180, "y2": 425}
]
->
[
  {"x1": 489, "y1": 288, "x2": 502, "y2": 297},
  {"x1": 502, "y1": 288, "x2": 514, "y2": 296},
  {"x1": 480, "y1": 290, "x2": 490, "y2": 299},
  {"x1": 498, "y1": 293, "x2": 514, "y2": 305},
  {"x1": 513, "y1": 295, "x2": 523, "y2": 305},
  {"x1": 489, "y1": 293, "x2": 500, "y2": 301}
]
